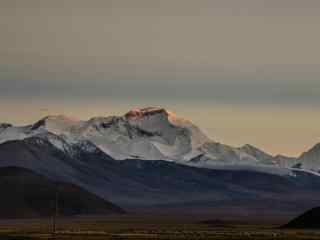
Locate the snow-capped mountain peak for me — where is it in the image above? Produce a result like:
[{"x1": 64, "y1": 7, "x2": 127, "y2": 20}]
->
[
  {"x1": 307, "y1": 143, "x2": 320, "y2": 153},
  {"x1": 0, "y1": 107, "x2": 212, "y2": 161},
  {"x1": 71, "y1": 107, "x2": 209, "y2": 160},
  {"x1": 294, "y1": 143, "x2": 320, "y2": 172},
  {"x1": 125, "y1": 107, "x2": 173, "y2": 133},
  {"x1": 124, "y1": 107, "x2": 185, "y2": 135},
  {"x1": 124, "y1": 107, "x2": 194, "y2": 127},
  {"x1": 0, "y1": 107, "x2": 310, "y2": 173},
  {"x1": 31, "y1": 115, "x2": 81, "y2": 135},
  {"x1": 239, "y1": 144, "x2": 273, "y2": 159},
  {"x1": 123, "y1": 107, "x2": 210, "y2": 159}
]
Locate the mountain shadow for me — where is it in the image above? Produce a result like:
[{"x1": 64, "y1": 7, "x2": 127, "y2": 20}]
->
[{"x1": 0, "y1": 166, "x2": 125, "y2": 218}]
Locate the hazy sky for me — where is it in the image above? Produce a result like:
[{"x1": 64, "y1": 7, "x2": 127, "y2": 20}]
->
[{"x1": 1, "y1": 0, "x2": 320, "y2": 156}]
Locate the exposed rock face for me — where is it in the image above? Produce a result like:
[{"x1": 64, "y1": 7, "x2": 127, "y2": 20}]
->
[{"x1": 125, "y1": 107, "x2": 170, "y2": 119}]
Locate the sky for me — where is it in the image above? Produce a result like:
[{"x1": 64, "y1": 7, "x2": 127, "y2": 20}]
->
[{"x1": 1, "y1": 0, "x2": 320, "y2": 156}]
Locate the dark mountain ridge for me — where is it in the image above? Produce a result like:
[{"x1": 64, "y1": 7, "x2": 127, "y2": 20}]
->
[
  {"x1": 0, "y1": 166, "x2": 124, "y2": 218},
  {"x1": 283, "y1": 207, "x2": 320, "y2": 229},
  {"x1": 1, "y1": 136, "x2": 320, "y2": 219}
]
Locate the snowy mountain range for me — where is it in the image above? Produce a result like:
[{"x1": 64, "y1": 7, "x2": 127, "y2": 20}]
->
[
  {"x1": 1, "y1": 107, "x2": 320, "y2": 217},
  {"x1": 0, "y1": 107, "x2": 319, "y2": 173},
  {"x1": 0, "y1": 130, "x2": 319, "y2": 217}
]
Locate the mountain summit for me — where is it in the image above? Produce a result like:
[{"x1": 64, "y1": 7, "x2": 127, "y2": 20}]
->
[
  {"x1": 0, "y1": 107, "x2": 208, "y2": 160},
  {"x1": 0, "y1": 107, "x2": 303, "y2": 170},
  {"x1": 125, "y1": 107, "x2": 172, "y2": 119},
  {"x1": 79, "y1": 107, "x2": 210, "y2": 160}
]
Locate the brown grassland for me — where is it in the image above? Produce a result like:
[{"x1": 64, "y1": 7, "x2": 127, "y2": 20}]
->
[{"x1": 1, "y1": 214, "x2": 320, "y2": 240}]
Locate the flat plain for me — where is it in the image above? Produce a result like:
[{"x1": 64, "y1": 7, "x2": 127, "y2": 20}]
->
[{"x1": 1, "y1": 214, "x2": 320, "y2": 240}]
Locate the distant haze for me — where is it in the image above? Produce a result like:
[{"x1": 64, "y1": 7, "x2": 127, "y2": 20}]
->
[{"x1": 1, "y1": 0, "x2": 320, "y2": 156}]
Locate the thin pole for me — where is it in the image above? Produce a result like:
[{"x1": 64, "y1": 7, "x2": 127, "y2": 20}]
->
[{"x1": 52, "y1": 183, "x2": 59, "y2": 235}]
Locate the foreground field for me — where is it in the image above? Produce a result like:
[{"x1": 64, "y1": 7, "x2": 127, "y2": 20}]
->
[{"x1": 1, "y1": 215, "x2": 320, "y2": 240}]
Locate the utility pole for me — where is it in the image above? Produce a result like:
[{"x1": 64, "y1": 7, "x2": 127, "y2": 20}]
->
[{"x1": 52, "y1": 183, "x2": 59, "y2": 235}]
